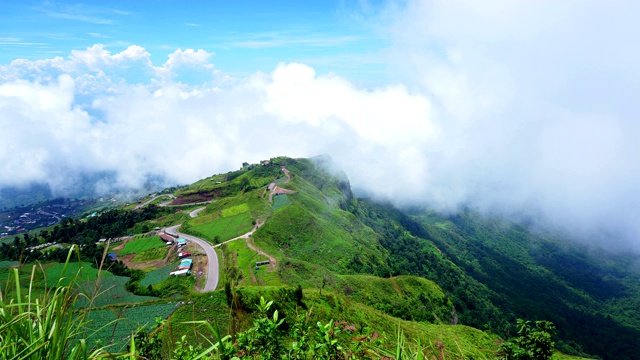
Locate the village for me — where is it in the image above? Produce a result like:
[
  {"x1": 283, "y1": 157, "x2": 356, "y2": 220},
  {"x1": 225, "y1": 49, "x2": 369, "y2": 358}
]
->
[{"x1": 0, "y1": 198, "x2": 104, "y2": 238}]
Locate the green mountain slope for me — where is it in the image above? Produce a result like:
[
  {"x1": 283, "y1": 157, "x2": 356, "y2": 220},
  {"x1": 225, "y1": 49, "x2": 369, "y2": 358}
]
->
[
  {"x1": 229, "y1": 156, "x2": 637, "y2": 359},
  {"x1": 3, "y1": 155, "x2": 625, "y2": 359}
]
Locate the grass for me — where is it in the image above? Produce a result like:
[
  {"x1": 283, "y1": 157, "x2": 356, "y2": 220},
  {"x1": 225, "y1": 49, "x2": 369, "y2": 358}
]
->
[
  {"x1": 161, "y1": 287, "x2": 501, "y2": 359},
  {"x1": 221, "y1": 203, "x2": 249, "y2": 217},
  {"x1": 189, "y1": 212, "x2": 254, "y2": 242},
  {"x1": 272, "y1": 193, "x2": 292, "y2": 210},
  {"x1": 132, "y1": 247, "x2": 168, "y2": 262},
  {"x1": 224, "y1": 239, "x2": 283, "y2": 287},
  {"x1": 43, "y1": 261, "x2": 113, "y2": 288},
  {"x1": 121, "y1": 235, "x2": 165, "y2": 255}
]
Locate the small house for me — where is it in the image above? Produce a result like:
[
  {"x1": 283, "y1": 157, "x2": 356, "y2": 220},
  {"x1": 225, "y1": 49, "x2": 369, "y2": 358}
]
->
[{"x1": 178, "y1": 258, "x2": 193, "y2": 270}]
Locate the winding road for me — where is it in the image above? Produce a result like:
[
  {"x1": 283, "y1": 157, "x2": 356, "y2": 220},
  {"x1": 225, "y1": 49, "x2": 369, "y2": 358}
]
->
[
  {"x1": 164, "y1": 214, "x2": 263, "y2": 292},
  {"x1": 134, "y1": 194, "x2": 175, "y2": 209},
  {"x1": 162, "y1": 166, "x2": 287, "y2": 292},
  {"x1": 165, "y1": 224, "x2": 220, "y2": 292}
]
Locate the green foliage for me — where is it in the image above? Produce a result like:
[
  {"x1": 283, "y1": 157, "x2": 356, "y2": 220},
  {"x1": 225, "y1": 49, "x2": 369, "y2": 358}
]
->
[
  {"x1": 498, "y1": 319, "x2": 556, "y2": 360},
  {"x1": 139, "y1": 260, "x2": 181, "y2": 287},
  {"x1": 186, "y1": 212, "x2": 254, "y2": 242},
  {"x1": 76, "y1": 275, "x2": 157, "y2": 307},
  {"x1": 43, "y1": 261, "x2": 113, "y2": 287},
  {"x1": 272, "y1": 194, "x2": 292, "y2": 210},
  {"x1": 223, "y1": 238, "x2": 280, "y2": 287},
  {"x1": 83, "y1": 303, "x2": 176, "y2": 352},
  {"x1": 132, "y1": 246, "x2": 168, "y2": 262},
  {"x1": 221, "y1": 203, "x2": 249, "y2": 217},
  {"x1": 335, "y1": 275, "x2": 453, "y2": 324},
  {"x1": 0, "y1": 248, "x2": 130, "y2": 359},
  {"x1": 121, "y1": 235, "x2": 165, "y2": 255}
]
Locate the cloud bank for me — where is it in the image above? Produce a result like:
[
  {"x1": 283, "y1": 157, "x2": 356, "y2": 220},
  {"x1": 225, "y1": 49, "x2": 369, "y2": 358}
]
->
[{"x1": 1, "y1": 1, "x2": 639, "y2": 249}]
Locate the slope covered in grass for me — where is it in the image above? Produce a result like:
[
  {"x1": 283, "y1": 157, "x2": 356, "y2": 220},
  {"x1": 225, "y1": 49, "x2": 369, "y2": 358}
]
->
[{"x1": 252, "y1": 157, "x2": 391, "y2": 276}]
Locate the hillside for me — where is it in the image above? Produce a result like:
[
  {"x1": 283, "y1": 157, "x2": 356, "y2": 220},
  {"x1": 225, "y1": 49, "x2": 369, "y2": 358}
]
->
[
  {"x1": 205, "y1": 156, "x2": 638, "y2": 359},
  {"x1": 2, "y1": 155, "x2": 633, "y2": 359}
]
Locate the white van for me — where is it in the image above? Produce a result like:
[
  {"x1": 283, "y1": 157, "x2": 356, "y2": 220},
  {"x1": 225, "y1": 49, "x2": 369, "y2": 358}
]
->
[{"x1": 170, "y1": 269, "x2": 191, "y2": 276}]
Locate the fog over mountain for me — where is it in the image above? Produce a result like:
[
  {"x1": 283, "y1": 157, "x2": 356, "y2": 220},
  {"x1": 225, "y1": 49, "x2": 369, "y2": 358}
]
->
[{"x1": 1, "y1": 1, "x2": 639, "y2": 249}]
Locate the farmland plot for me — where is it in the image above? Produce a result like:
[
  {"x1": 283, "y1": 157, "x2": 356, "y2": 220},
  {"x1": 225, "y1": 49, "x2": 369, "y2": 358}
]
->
[
  {"x1": 84, "y1": 303, "x2": 177, "y2": 352},
  {"x1": 132, "y1": 247, "x2": 168, "y2": 262},
  {"x1": 190, "y1": 212, "x2": 253, "y2": 242},
  {"x1": 140, "y1": 260, "x2": 180, "y2": 287},
  {"x1": 77, "y1": 276, "x2": 156, "y2": 307},
  {"x1": 121, "y1": 236, "x2": 165, "y2": 255},
  {"x1": 272, "y1": 194, "x2": 292, "y2": 210}
]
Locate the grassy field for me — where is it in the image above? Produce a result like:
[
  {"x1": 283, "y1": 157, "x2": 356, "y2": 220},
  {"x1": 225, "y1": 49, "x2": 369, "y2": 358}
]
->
[
  {"x1": 139, "y1": 260, "x2": 181, "y2": 287},
  {"x1": 272, "y1": 193, "x2": 292, "y2": 210},
  {"x1": 162, "y1": 287, "x2": 501, "y2": 359},
  {"x1": 43, "y1": 262, "x2": 113, "y2": 288},
  {"x1": 121, "y1": 236, "x2": 165, "y2": 255},
  {"x1": 189, "y1": 212, "x2": 254, "y2": 242},
  {"x1": 221, "y1": 203, "x2": 249, "y2": 217},
  {"x1": 224, "y1": 239, "x2": 283, "y2": 287},
  {"x1": 132, "y1": 247, "x2": 168, "y2": 262}
]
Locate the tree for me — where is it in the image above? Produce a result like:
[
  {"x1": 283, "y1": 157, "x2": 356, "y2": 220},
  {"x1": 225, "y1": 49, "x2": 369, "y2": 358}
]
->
[{"x1": 498, "y1": 319, "x2": 556, "y2": 360}]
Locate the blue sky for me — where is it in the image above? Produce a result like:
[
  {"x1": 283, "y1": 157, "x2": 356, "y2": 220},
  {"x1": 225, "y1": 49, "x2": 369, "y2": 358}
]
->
[{"x1": 0, "y1": 0, "x2": 387, "y2": 81}]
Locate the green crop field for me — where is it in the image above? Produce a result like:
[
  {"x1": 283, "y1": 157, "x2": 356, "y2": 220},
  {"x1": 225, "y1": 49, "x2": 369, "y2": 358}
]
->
[
  {"x1": 77, "y1": 276, "x2": 157, "y2": 307},
  {"x1": 272, "y1": 193, "x2": 292, "y2": 210},
  {"x1": 190, "y1": 212, "x2": 253, "y2": 242},
  {"x1": 132, "y1": 247, "x2": 168, "y2": 262},
  {"x1": 139, "y1": 260, "x2": 180, "y2": 287},
  {"x1": 44, "y1": 262, "x2": 113, "y2": 288},
  {"x1": 221, "y1": 203, "x2": 249, "y2": 217},
  {"x1": 120, "y1": 236, "x2": 165, "y2": 255},
  {"x1": 84, "y1": 303, "x2": 177, "y2": 352}
]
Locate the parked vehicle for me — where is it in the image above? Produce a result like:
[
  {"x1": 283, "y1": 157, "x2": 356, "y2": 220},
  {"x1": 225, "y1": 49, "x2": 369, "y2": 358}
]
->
[
  {"x1": 170, "y1": 269, "x2": 191, "y2": 276},
  {"x1": 178, "y1": 251, "x2": 191, "y2": 258}
]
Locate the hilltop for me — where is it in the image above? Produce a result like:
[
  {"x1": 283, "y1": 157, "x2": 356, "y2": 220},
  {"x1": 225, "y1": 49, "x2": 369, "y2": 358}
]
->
[{"x1": 1, "y1": 155, "x2": 638, "y2": 359}]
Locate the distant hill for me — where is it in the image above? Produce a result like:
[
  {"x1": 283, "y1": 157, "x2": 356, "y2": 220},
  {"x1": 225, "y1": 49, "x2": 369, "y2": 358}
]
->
[{"x1": 0, "y1": 183, "x2": 53, "y2": 210}]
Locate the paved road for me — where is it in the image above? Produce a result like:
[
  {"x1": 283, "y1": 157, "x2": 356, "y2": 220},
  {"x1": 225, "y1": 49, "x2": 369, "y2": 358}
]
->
[
  {"x1": 164, "y1": 221, "x2": 264, "y2": 292},
  {"x1": 165, "y1": 224, "x2": 220, "y2": 292},
  {"x1": 134, "y1": 194, "x2": 175, "y2": 209},
  {"x1": 189, "y1": 207, "x2": 206, "y2": 218}
]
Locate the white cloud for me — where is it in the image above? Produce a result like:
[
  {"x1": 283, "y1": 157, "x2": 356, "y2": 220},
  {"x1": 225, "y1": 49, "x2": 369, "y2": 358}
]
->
[{"x1": 1, "y1": 0, "x2": 639, "y2": 250}]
